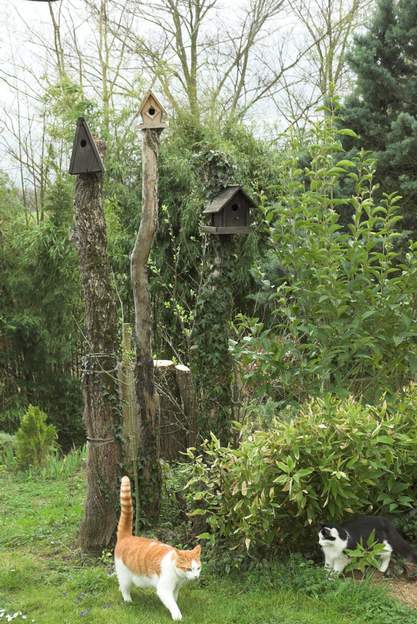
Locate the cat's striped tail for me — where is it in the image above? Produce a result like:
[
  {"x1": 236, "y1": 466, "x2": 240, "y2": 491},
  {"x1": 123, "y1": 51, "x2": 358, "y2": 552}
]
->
[{"x1": 117, "y1": 476, "x2": 133, "y2": 540}]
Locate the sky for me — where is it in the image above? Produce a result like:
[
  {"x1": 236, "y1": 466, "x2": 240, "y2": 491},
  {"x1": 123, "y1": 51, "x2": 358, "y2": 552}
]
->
[
  {"x1": 0, "y1": 0, "x2": 310, "y2": 183},
  {"x1": 0, "y1": 0, "x2": 53, "y2": 83},
  {"x1": 0, "y1": 1, "x2": 66, "y2": 174}
]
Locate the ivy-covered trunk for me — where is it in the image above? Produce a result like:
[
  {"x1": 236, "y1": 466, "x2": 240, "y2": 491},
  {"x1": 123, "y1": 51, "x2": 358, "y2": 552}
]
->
[
  {"x1": 191, "y1": 237, "x2": 234, "y2": 444},
  {"x1": 72, "y1": 172, "x2": 120, "y2": 553}
]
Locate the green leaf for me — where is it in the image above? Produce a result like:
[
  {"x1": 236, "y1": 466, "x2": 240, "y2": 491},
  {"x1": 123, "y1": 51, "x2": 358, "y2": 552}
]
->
[
  {"x1": 189, "y1": 508, "x2": 207, "y2": 516},
  {"x1": 336, "y1": 160, "x2": 355, "y2": 168},
  {"x1": 337, "y1": 128, "x2": 359, "y2": 138}
]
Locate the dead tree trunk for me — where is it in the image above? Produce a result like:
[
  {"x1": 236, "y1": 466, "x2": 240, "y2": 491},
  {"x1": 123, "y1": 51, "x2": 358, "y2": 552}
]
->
[
  {"x1": 118, "y1": 323, "x2": 140, "y2": 534},
  {"x1": 131, "y1": 127, "x2": 163, "y2": 525},
  {"x1": 119, "y1": 324, "x2": 139, "y2": 473},
  {"x1": 72, "y1": 170, "x2": 120, "y2": 553}
]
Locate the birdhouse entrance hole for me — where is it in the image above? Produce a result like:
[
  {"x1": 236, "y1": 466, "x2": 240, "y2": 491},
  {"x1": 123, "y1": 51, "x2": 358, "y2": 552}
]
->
[
  {"x1": 231, "y1": 204, "x2": 238, "y2": 211},
  {"x1": 80, "y1": 139, "x2": 87, "y2": 147},
  {"x1": 148, "y1": 107, "x2": 156, "y2": 117}
]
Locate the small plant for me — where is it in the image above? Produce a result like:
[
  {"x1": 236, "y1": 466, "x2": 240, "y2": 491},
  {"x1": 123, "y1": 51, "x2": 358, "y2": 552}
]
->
[
  {"x1": 344, "y1": 530, "x2": 387, "y2": 575},
  {"x1": 37, "y1": 445, "x2": 86, "y2": 480},
  {"x1": 0, "y1": 432, "x2": 16, "y2": 470},
  {"x1": 15, "y1": 405, "x2": 57, "y2": 470},
  {"x1": 0, "y1": 609, "x2": 29, "y2": 622}
]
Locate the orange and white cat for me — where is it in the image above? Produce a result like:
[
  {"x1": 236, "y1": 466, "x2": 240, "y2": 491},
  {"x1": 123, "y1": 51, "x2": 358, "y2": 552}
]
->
[{"x1": 114, "y1": 476, "x2": 201, "y2": 620}]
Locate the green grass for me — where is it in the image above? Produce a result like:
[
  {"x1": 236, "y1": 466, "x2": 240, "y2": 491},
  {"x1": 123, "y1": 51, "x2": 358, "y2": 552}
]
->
[{"x1": 0, "y1": 454, "x2": 416, "y2": 624}]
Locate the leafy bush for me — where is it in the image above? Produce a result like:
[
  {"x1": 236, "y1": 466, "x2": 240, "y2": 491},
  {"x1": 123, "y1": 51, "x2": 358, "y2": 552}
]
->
[
  {"x1": 183, "y1": 393, "x2": 417, "y2": 554},
  {"x1": 0, "y1": 175, "x2": 84, "y2": 450},
  {"x1": 394, "y1": 510, "x2": 417, "y2": 546},
  {"x1": 0, "y1": 406, "x2": 24, "y2": 434},
  {"x1": 15, "y1": 405, "x2": 57, "y2": 470},
  {"x1": 0, "y1": 432, "x2": 16, "y2": 469},
  {"x1": 231, "y1": 106, "x2": 417, "y2": 406}
]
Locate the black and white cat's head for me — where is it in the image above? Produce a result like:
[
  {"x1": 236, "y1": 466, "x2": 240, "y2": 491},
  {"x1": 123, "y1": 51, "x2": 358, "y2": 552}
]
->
[{"x1": 318, "y1": 524, "x2": 348, "y2": 548}]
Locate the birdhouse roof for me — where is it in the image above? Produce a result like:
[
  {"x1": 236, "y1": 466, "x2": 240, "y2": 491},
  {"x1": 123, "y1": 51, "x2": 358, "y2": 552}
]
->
[
  {"x1": 203, "y1": 186, "x2": 256, "y2": 214},
  {"x1": 139, "y1": 90, "x2": 167, "y2": 116}
]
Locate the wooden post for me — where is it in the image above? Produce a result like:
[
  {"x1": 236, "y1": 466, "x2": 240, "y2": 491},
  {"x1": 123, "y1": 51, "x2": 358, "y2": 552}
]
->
[
  {"x1": 175, "y1": 364, "x2": 197, "y2": 448},
  {"x1": 131, "y1": 92, "x2": 166, "y2": 525},
  {"x1": 69, "y1": 118, "x2": 120, "y2": 553}
]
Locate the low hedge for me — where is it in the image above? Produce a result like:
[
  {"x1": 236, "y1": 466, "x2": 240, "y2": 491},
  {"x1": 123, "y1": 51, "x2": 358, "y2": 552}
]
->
[{"x1": 183, "y1": 390, "x2": 417, "y2": 553}]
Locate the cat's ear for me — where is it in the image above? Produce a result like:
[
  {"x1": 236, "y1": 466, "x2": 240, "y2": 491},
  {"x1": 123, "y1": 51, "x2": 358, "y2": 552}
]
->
[{"x1": 193, "y1": 544, "x2": 201, "y2": 557}]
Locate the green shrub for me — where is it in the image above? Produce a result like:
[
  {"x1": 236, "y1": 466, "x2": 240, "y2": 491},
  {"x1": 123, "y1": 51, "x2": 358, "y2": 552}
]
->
[
  {"x1": 183, "y1": 393, "x2": 417, "y2": 554},
  {"x1": 0, "y1": 432, "x2": 16, "y2": 468},
  {"x1": 0, "y1": 406, "x2": 24, "y2": 433},
  {"x1": 15, "y1": 405, "x2": 57, "y2": 470},
  {"x1": 231, "y1": 105, "x2": 417, "y2": 406}
]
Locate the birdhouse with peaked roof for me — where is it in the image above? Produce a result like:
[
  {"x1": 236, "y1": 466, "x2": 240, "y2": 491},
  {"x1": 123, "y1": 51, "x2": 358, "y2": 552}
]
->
[
  {"x1": 139, "y1": 91, "x2": 167, "y2": 130},
  {"x1": 69, "y1": 118, "x2": 104, "y2": 175},
  {"x1": 201, "y1": 185, "x2": 255, "y2": 235}
]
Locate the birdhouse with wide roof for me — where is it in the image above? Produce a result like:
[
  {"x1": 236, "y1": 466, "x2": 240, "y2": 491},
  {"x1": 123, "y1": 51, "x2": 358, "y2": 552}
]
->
[
  {"x1": 69, "y1": 118, "x2": 104, "y2": 175},
  {"x1": 139, "y1": 91, "x2": 167, "y2": 130},
  {"x1": 201, "y1": 185, "x2": 255, "y2": 235}
]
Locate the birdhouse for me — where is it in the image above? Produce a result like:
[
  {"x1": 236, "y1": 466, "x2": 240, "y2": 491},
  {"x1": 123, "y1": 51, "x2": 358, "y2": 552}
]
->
[
  {"x1": 69, "y1": 118, "x2": 104, "y2": 175},
  {"x1": 201, "y1": 186, "x2": 255, "y2": 235},
  {"x1": 139, "y1": 91, "x2": 167, "y2": 130}
]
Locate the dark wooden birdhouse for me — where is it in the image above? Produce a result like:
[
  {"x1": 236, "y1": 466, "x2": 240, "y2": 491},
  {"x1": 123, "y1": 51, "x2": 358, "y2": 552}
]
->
[
  {"x1": 201, "y1": 186, "x2": 255, "y2": 235},
  {"x1": 139, "y1": 91, "x2": 167, "y2": 129},
  {"x1": 69, "y1": 118, "x2": 104, "y2": 175}
]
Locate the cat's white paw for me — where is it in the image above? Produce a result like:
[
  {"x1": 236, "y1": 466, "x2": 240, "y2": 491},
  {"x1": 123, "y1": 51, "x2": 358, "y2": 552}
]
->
[
  {"x1": 122, "y1": 594, "x2": 132, "y2": 603},
  {"x1": 171, "y1": 609, "x2": 182, "y2": 620}
]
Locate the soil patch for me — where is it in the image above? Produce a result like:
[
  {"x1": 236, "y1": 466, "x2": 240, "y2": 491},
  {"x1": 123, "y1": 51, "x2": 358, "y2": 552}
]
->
[{"x1": 371, "y1": 568, "x2": 417, "y2": 609}]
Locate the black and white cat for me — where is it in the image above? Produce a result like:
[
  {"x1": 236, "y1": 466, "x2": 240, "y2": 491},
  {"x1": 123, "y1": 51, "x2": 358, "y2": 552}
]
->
[{"x1": 319, "y1": 516, "x2": 417, "y2": 574}]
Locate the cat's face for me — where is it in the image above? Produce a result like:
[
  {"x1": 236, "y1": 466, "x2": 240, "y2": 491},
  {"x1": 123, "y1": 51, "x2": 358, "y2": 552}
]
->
[
  {"x1": 319, "y1": 525, "x2": 337, "y2": 542},
  {"x1": 318, "y1": 525, "x2": 347, "y2": 547},
  {"x1": 175, "y1": 545, "x2": 202, "y2": 581}
]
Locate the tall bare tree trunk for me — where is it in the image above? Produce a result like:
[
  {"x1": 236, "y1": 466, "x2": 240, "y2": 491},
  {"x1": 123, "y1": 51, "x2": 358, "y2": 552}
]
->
[
  {"x1": 131, "y1": 128, "x2": 163, "y2": 525},
  {"x1": 72, "y1": 172, "x2": 120, "y2": 553}
]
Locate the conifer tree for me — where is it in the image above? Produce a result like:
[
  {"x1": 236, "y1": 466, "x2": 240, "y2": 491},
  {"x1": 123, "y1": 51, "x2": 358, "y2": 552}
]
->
[{"x1": 342, "y1": 0, "x2": 417, "y2": 234}]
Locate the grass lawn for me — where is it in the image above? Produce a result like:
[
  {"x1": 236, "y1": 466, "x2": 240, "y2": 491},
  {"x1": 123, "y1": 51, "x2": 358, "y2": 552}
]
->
[{"x1": 1, "y1": 455, "x2": 417, "y2": 624}]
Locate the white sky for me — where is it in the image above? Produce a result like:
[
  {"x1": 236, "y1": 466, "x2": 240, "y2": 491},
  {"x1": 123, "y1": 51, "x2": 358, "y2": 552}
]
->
[{"x1": 0, "y1": 0, "x2": 313, "y2": 183}]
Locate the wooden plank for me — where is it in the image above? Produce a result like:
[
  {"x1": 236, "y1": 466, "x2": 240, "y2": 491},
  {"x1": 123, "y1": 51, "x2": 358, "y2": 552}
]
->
[{"x1": 201, "y1": 225, "x2": 251, "y2": 234}]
